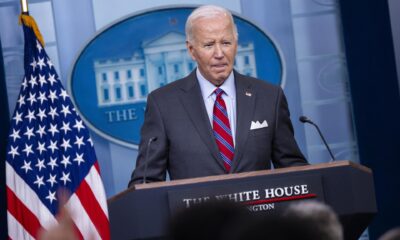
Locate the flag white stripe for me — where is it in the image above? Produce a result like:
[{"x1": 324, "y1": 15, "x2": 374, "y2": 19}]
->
[
  {"x1": 7, "y1": 212, "x2": 35, "y2": 240},
  {"x1": 67, "y1": 194, "x2": 102, "y2": 240},
  {"x1": 6, "y1": 162, "x2": 57, "y2": 229},
  {"x1": 85, "y1": 166, "x2": 109, "y2": 217}
]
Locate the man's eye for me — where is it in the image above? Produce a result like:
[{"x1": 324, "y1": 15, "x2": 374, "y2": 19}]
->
[
  {"x1": 223, "y1": 41, "x2": 231, "y2": 45},
  {"x1": 204, "y1": 43, "x2": 213, "y2": 48}
]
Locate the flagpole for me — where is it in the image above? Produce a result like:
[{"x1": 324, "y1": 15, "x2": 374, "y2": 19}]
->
[
  {"x1": 20, "y1": 0, "x2": 29, "y2": 14},
  {"x1": 18, "y1": 0, "x2": 45, "y2": 47}
]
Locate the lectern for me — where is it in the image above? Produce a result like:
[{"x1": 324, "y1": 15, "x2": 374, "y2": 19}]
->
[{"x1": 108, "y1": 161, "x2": 376, "y2": 240}]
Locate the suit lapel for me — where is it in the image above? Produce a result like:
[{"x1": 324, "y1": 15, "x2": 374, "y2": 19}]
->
[
  {"x1": 231, "y1": 72, "x2": 255, "y2": 172},
  {"x1": 178, "y1": 72, "x2": 225, "y2": 169}
]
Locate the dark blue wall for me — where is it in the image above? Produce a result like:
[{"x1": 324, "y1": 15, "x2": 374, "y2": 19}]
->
[
  {"x1": 339, "y1": 0, "x2": 400, "y2": 239},
  {"x1": 0, "y1": 38, "x2": 10, "y2": 239}
]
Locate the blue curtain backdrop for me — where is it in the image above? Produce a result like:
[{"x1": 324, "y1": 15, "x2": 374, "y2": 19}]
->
[
  {"x1": 339, "y1": 0, "x2": 400, "y2": 239},
  {"x1": 0, "y1": 37, "x2": 10, "y2": 240}
]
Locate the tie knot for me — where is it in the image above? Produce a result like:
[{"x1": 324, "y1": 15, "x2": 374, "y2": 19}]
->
[{"x1": 214, "y1": 88, "x2": 224, "y2": 98}]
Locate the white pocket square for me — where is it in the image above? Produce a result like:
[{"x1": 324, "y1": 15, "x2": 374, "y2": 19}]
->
[{"x1": 250, "y1": 120, "x2": 268, "y2": 130}]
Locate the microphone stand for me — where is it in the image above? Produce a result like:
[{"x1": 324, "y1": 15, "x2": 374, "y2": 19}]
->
[{"x1": 299, "y1": 116, "x2": 335, "y2": 162}]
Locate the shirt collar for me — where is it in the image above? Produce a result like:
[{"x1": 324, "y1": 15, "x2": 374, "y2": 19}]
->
[{"x1": 196, "y1": 68, "x2": 235, "y2": 99}]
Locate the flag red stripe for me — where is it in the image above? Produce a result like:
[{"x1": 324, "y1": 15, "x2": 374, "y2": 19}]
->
[
  {"x1": 6, "y1": 186, "x2": 42, "y2": 238},
  {"x1": 94, "y1": 161, "x2": 100, "y2": 173},
  {"x1": 75, "y1": 180, "x2": 110, "y2": 240}
]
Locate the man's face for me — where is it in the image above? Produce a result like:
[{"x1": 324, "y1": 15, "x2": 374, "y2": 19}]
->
[{"x1": 187, "y1": 15, "x2": 238, "y2": 86}]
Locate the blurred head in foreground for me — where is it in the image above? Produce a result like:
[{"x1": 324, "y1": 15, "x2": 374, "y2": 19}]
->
[{"x1": 169, "y1": 200, "x2": 343, "y2": 240}]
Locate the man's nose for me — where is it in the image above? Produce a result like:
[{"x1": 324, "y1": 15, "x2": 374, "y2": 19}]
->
[{"x1": 214, "y1": 44, "x2": 224, "y2": 58}]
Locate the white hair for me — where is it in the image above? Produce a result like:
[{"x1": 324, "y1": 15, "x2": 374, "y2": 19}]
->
[{"x1": 185, "y1": 5, "x2": 238, "y2": 42}]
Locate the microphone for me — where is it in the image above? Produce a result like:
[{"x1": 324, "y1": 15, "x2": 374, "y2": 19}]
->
[
  {"x1": 143, "y1": 137, "x2": 158, "y2": 184},
  {"x1": 299, "y1": 116, "x2": 336, "y2": 162}
]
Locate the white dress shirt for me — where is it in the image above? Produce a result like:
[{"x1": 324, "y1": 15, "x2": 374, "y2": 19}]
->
[{"x1": 196, "y1": 68, "x2": 237, "y2": 146}]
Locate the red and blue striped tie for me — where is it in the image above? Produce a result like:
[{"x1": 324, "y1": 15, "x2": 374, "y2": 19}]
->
[{"x1": 213, "y1": 88, "x2": 234, "y2": 172}]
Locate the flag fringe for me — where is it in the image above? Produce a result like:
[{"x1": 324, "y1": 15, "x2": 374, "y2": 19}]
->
[{"x1": 18, "y1": 14, "x2": 45, "y2": 47}]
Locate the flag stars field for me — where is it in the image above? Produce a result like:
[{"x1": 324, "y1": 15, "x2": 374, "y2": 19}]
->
[
  {"x1": 34, "y1": 175, "x2": 45, "y2": 188},
  {"x1": 61, "y1": 121, "x2": 71, "y2": 134},
  {"x1": 36, "y1": 124, "x2": 46, "y2": 137},
  {"x1": 37, "y1": 91, "x2": 47, "y2": 104},
  {"x1": 38, "y1": 74, "x2": 46, "y2": 86},
  {"x1": 61, "y1": 155, "x2": 71, "y2": 168},
  {"x1": 36, "y1": 108, "x2": 46, "y2": 120},
  {"x1": 13, "y1": 111, "x2": 23, "y2": 124},
  {"x1": 37, "y1": 57, "x2": 46, "y2": 70},
  {"x1": 48, "y1": 73, "x2": 57, "y2": 85},
  {"x1": 28, "y1": 75, "x2": 38, "y2": 88},
  {"x1": 74, "y1": 136, "x2": 85, "y2": 149},
  {"x1": 47, "y1": 157, "x2": 58, "y2": 170},
  {"x1": 36, "y1": 141, "x2": 46, "y2": 154},
  {"x1": 35, "y1": 158, "x2": 46, "y2": 171},
  {"x1": 48, "y1": 106, "x2": 59, "y2": 120},
  {"x1": 61, "y1": 138, "x2": 72, "y2": 151},
  {"x1": 21, "y1": 160, "x2": 32, "y2": 173},
  {"x1": 60, "y1": 172, "x2": 71, "y2": 185},
  {"x1": 17, "y1": 95, "x2": 25, "y2": 106},
  {"x1": 8, "y1": 146, "x2": 19, "y2": 159},
  {"x1": 9, "y1": 129, "x2": 21, "y2": 142},
  {"x1": 45, "y1": 190, "x2": 57, "y2": 204},
  {"x1": 73, "y1": 119, "x2": 85, "y2": 132},
  {"x1": 22, "y1": 77, "x2": 28, "y2": 90},
  {"x1": 24, "y1": 109, "x2": 36, "y2": 122},
  {"x1": 23, "y1": 126, "x2": 35, "y2": 139}
]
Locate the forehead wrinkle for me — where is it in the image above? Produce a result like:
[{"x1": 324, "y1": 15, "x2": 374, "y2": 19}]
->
[{"x1": 192, "y1": 17, "x2": 235, "y2": 43}]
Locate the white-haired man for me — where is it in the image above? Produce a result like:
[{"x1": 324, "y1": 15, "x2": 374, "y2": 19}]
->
[{"x1": 129, "y1": 5, "x2": 307, "y2": 186}]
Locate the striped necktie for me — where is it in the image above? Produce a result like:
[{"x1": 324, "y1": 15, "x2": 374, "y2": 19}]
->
[{"x1": 213, "y1": 88, "x2": 234, "y2": 172}]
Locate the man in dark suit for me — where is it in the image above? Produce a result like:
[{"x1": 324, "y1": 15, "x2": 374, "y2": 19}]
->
[{"x1": 129, "y1": 5, "x2": 307, "y2": 186}]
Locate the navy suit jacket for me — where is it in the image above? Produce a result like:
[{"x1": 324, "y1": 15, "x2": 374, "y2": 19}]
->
[{"x1": 129, "y1": 70, "x2": 307, "y2": 186}]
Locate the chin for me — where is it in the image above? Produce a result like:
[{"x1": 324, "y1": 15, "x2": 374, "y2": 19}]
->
[
  {"x1": 212, "y1": 77, "x2": 227, "y2": 86},
  {"x1": 219, "y1": 73, "x2": 229, "y2": 80}
]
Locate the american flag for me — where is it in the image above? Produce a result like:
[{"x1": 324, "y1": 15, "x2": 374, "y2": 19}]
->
[{"x1": 6, "y1": 15, "x2": 110, "y2": 239}]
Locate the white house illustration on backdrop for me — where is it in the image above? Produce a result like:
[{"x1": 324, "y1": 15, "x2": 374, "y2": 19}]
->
[{"x1": 94, "y1": 31, "x2": 257, "y2": 107}]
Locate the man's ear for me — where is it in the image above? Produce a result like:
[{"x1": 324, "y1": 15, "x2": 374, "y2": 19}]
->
[{"x1": 186, "y1": 40, "x2": 196, "y2": 61}]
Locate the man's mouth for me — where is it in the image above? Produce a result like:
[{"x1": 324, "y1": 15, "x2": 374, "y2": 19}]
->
[{"x1": 212, "y1": 64, "x2": 228, "y2": 71}]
